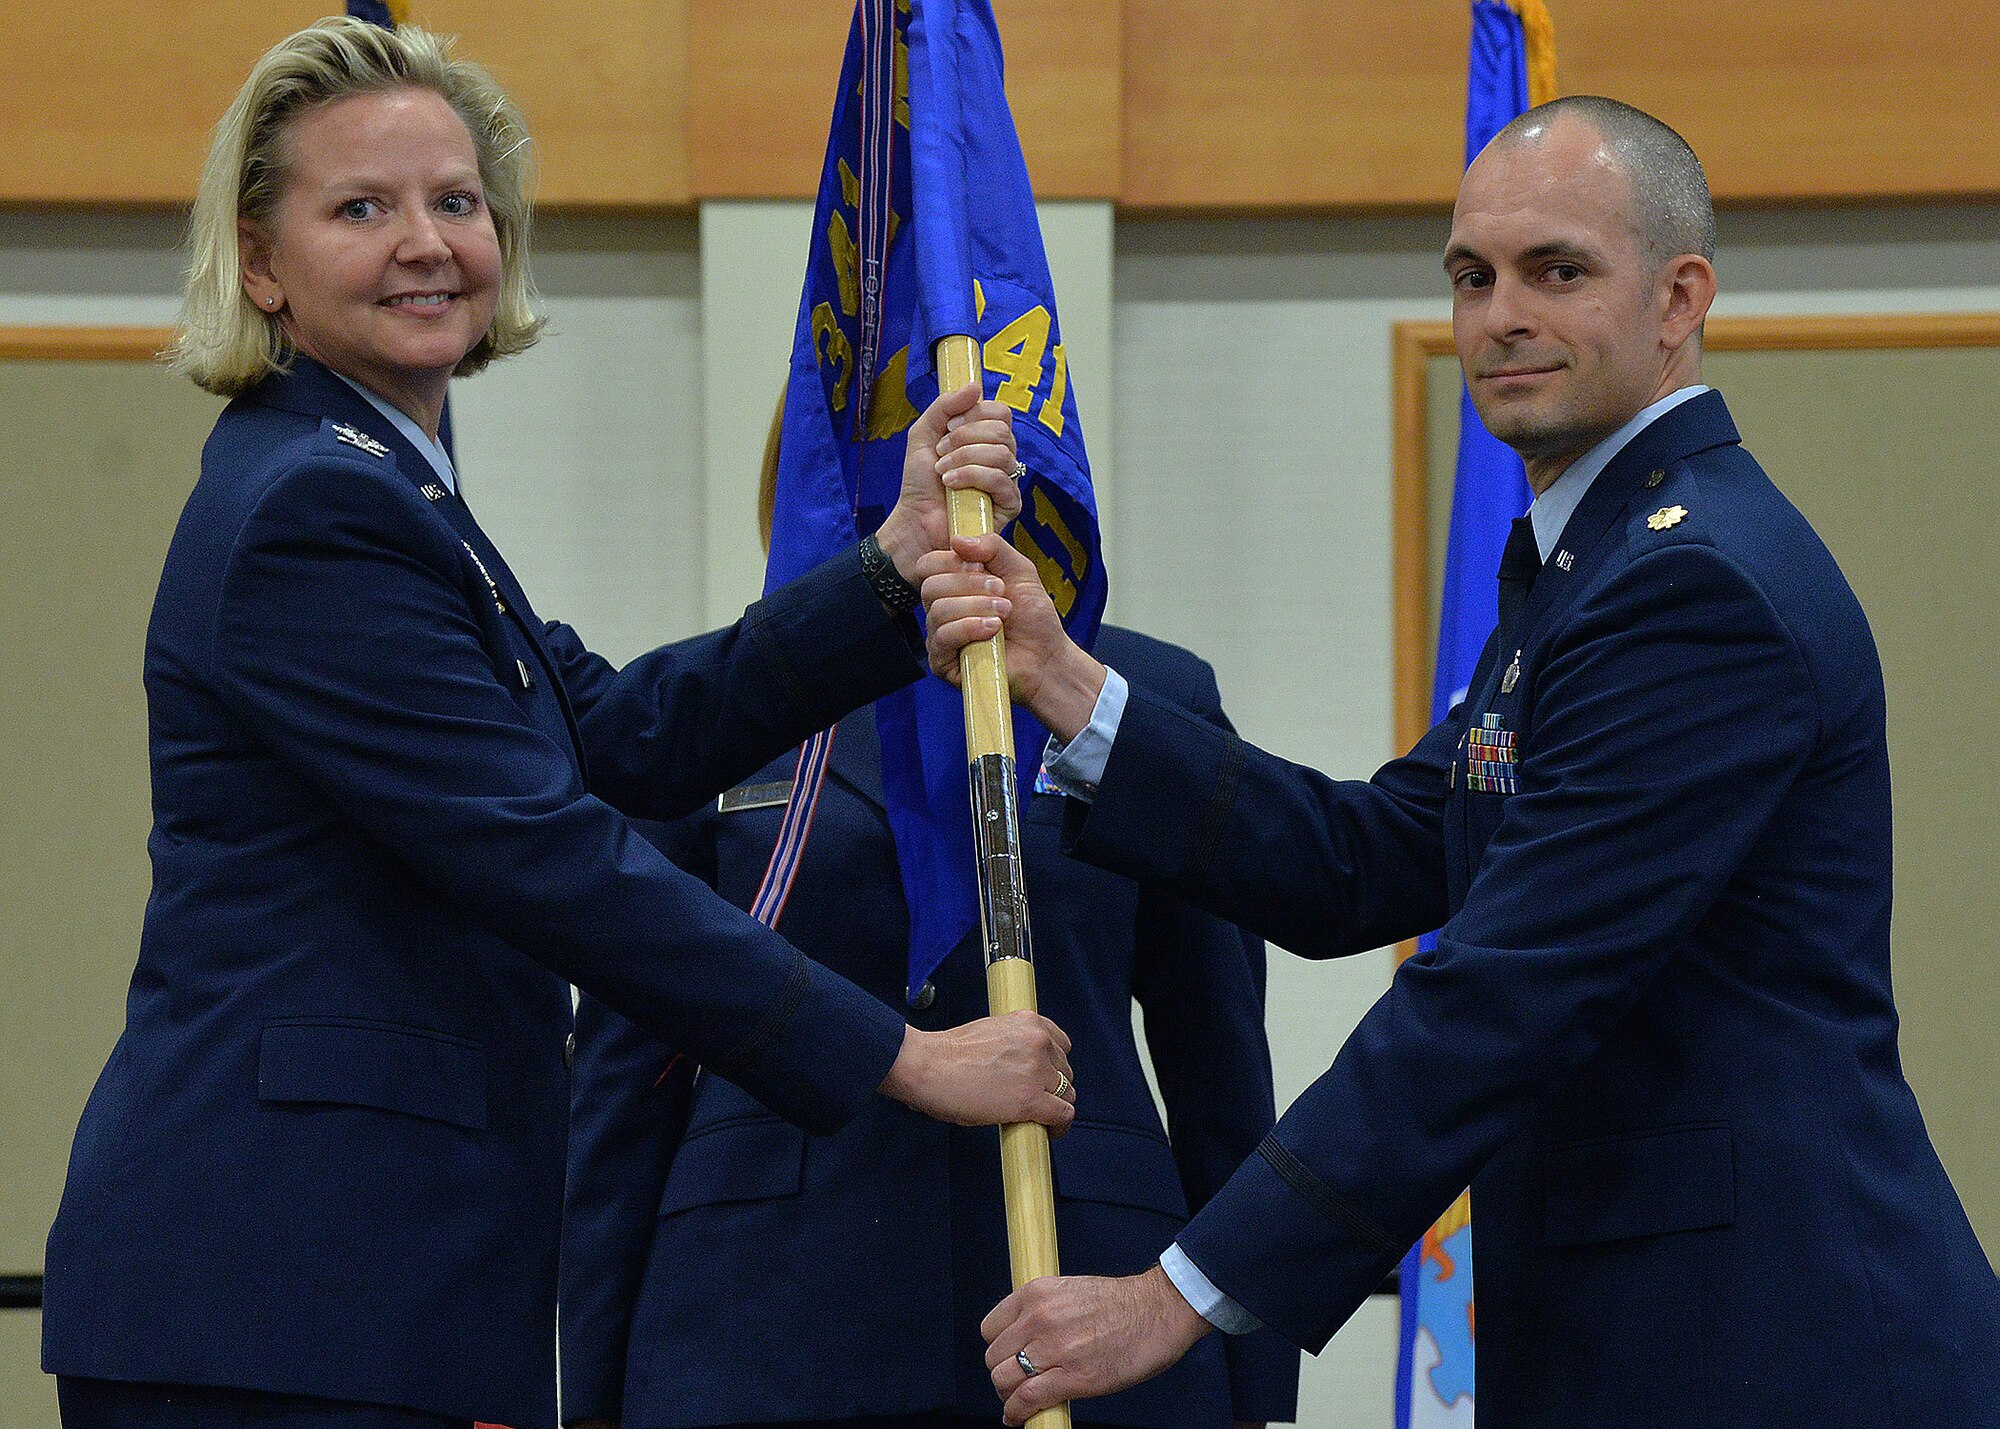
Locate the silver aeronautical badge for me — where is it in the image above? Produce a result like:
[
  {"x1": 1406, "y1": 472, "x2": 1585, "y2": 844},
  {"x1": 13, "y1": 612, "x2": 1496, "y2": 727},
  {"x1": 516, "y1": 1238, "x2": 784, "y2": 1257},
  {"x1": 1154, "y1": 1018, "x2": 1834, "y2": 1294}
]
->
[{"x1": 332, "y1": 422, "x2": 391, "y2": 459}]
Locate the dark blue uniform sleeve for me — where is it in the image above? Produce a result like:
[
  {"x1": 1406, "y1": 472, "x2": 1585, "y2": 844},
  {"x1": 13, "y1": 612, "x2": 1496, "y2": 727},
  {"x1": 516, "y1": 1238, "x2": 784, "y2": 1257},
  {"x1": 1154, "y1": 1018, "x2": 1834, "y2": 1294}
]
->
[
  {"x1": 540, "y1": 551, "x2": 921, "y2": 820},
  {"x1": 206, "y1": 458, "x2": 907, "y2": 1133},
  {"x1": 1067, "y1": 688, "x2": 1459, "y2": 960},
  {"x1": 1128, "y1": 663, "x2": 1300, "y2": 1421},
  {"x1": 1169, "y1": 543, "x2": 1819, "y2": 1351}
]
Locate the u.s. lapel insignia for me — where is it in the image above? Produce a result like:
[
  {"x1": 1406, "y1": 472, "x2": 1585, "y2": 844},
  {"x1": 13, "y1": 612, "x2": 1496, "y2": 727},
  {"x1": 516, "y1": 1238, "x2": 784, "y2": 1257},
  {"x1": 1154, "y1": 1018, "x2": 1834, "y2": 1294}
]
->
[
  {"x1": 1645, "y1": 468, "x2": 1666, "y2": 489},
  {"x1": 1647, "y1": 504, "x2": 1689, "y2": 531},
  {"x1": 419, "y1": 483, "x2": 447, "y2": 502},
  {"x1": 460, "y1": 541, "x2": 508, "y2": 615},
  {"x1": 332, "y1": 422, "x2": 391, "y2": 459},
  {"x1": 1554, "y1": 549, "x2": 1575, "y2": 572}
]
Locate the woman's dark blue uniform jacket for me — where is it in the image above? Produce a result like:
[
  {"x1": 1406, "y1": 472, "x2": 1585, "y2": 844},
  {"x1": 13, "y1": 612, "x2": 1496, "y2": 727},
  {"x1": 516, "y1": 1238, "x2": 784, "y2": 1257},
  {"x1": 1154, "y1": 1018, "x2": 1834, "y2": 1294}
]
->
[
  {"x1": 561, "y1": 628, "x2": 1300, "y2": 1427},
  {"x1": 41, "y1": 356, "x2": 920, "y2": 1429}
]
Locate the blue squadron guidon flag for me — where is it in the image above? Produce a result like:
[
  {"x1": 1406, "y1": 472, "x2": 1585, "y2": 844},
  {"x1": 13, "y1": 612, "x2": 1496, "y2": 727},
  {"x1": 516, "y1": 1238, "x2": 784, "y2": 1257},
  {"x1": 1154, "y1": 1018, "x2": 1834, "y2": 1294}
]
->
[{"x1": 760, "y1": 0, "x2": 1105, "y2": 1001}]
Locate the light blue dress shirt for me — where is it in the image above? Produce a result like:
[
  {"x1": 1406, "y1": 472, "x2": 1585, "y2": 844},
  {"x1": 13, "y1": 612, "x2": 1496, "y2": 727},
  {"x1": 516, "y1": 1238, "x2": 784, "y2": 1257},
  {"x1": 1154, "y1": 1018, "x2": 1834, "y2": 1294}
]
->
[
  {"x1": 1043, "y1": 383, "x2": 1713, "y2": 1334},
  {"x1": 1038, "y1": 667, "x2": 1129, "y2": 799},
  {"x1": 1526, "y1": 384, "x2": 1708, "y2": 560},
  {"x1": 331, "y1": 371, "x2": 459, "y2": 496}
]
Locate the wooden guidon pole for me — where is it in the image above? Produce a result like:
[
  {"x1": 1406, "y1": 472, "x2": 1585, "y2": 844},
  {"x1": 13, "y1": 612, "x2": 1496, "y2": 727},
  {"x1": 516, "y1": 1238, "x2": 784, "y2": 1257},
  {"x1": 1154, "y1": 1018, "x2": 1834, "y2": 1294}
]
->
[{"x1": 935, "y1": 334, "x2": 1071, "y2": 1429}]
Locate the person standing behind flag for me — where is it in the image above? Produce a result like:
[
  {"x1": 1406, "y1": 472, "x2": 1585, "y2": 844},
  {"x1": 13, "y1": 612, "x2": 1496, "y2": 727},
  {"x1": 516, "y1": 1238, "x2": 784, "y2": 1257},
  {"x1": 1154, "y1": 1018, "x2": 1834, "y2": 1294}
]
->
[
  {"x1": 40, "y1": 19, "x2": 1075, "y2": 1429},
  {"x1": 559, "y1": 422, "x2": 1300, "y2": 1429},
  {"x1": 926, "y1": 96, "x2": 2000, "y2": 1428}
]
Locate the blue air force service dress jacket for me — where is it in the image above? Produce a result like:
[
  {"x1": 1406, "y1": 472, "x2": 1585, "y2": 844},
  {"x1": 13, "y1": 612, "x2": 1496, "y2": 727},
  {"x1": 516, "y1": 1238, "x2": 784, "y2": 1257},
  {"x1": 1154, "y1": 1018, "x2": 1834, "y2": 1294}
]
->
[
  {"x1": 562, "y1": 627, "x2": 1300, "y2": 1428},
  {"x1": 42, "y1": 356, "x2": 919, "y2": 1429},
  {"x1": 1062, "y1": 394, "x2": 2000, "y2": 1427}
]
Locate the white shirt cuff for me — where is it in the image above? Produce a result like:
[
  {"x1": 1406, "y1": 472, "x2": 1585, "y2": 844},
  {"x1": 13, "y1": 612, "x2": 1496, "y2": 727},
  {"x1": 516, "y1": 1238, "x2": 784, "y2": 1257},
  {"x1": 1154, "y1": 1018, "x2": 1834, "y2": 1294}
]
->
[
  {"x1": 1159, "y1": 1241, "x2": 1263, "y2": 1335},
  {"x1": 1039, "y1": 666, "x2": 1128, "y2": 802}
]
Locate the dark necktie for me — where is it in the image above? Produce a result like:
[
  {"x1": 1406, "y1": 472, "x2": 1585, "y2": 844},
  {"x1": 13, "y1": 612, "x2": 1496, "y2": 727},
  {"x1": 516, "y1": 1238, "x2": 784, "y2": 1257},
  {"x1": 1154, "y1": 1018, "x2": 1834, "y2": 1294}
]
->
[{"x1": 1495, "y1": 513, "x2": 1541, "y2": 677}]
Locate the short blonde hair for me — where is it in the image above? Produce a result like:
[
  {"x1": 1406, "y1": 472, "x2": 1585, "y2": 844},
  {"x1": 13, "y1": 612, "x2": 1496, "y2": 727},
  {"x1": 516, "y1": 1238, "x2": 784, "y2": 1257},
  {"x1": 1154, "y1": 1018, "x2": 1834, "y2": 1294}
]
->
[{"x1": 170, "y1": 16, "x2": 544, "y2": 396}]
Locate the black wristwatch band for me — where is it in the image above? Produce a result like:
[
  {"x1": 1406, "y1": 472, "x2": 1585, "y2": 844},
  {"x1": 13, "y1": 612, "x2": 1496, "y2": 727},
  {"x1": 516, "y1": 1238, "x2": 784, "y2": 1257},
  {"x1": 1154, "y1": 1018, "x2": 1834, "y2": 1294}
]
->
[{"x1": 859, "y1": 532, "x2": 920, "y2": 612}]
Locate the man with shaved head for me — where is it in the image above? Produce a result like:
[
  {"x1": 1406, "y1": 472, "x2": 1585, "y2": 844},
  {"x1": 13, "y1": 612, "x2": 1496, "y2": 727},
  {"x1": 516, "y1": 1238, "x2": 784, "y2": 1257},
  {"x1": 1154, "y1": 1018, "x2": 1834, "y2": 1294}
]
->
[{"x1": 924, "y1": 97, "x2": 2000, "y2": 1426}]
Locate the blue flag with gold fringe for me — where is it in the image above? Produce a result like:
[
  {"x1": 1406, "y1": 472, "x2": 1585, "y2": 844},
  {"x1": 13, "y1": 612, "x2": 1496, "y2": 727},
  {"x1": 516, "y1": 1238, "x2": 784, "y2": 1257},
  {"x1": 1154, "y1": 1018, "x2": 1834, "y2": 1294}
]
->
[
  {"x1": 1395, "y1": 6, "x2": 1553, "y2": 1426},
  {"x1": 767, "y1": 0, "x2": 1103, "y2": 1000}
]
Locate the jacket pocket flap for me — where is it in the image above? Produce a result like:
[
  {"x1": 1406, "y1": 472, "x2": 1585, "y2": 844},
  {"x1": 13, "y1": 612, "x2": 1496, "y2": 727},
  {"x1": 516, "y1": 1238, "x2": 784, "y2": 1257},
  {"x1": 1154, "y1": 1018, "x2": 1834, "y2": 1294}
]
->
[
  {"x1": 1543, "y1": 1122, "x2": 1735, "y2": 1247},
  {"x1": 658, "y1": 1117, "x2": 808, "y2": 1216},
  {"x1": 258, "y1": 1019, "x2": 487, "y2": 1130},
  {"x1": 1053, "y1": 1122, "x2": 1188, "y2": 1217}
]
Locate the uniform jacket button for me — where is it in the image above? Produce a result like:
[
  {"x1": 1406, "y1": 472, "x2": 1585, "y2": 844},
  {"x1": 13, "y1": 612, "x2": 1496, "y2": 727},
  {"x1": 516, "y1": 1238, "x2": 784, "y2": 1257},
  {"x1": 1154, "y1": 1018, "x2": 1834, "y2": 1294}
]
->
[
  {"x1": 908, "y1": 980, "x2": 937, "y2": 1012},
  {"x1": 563, "y1": 1032, "x2": 576, "y2": 1069}
]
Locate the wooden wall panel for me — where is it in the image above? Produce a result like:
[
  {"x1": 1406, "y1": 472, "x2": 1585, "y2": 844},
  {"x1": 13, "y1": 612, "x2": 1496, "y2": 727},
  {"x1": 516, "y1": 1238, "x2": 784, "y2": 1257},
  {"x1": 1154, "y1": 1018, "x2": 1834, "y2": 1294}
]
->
[
  {"x1": 1543, "y1": 7, "x2": 2000, "y2": 205},
  {"x1": 0, "y1": 1, "x2": 325, "y2": 205},
  {"x1": 685, "y1": 0, "x2": 1120, "y2": 200},
  {"x1": 416, "y1": 0, "x2": 690, "y2": 207},
  {"x1": 684, "y1": 1, "x2": 853, "y2": 199},
  {"x1": 5, "y1": 2, "x2": 1997, "y2": 210},
  {"x1": 1123, "y1": 1, "x2": 2000, "y2": 211},
  {"x1": 1124, "y1": 2, "x2": 1468, "y2": 211},
  {"x1": 0, "y1": 0, "x2": 688, "y2": 208}
]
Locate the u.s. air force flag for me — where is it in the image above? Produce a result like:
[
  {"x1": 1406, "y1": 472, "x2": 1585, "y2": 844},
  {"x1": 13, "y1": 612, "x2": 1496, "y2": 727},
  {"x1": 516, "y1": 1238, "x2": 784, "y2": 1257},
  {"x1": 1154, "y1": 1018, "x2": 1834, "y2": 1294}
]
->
[
  {"x1": 1397, "y1": 6, "x2": 1554, "y2": 1428},
  {"x1": 765, "y1": 0, "x2": 1104, "y2": 1001}
]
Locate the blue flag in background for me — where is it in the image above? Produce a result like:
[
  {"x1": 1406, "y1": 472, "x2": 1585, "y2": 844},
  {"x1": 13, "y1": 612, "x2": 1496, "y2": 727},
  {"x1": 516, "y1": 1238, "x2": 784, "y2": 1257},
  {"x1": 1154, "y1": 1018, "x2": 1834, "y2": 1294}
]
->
[
  {"x1": 1429, "y1": 7, "x2": 1537, "y2": 727},
  {"x1": 344, "y1": 1, "x2": 403, "y2": 28},
  {"x1": 1396, "y1": 5, "x2": 1549, "y2": 1427},
  {"x1": 768, "y1": 0, "x2": 1104, "y2": 1001}
]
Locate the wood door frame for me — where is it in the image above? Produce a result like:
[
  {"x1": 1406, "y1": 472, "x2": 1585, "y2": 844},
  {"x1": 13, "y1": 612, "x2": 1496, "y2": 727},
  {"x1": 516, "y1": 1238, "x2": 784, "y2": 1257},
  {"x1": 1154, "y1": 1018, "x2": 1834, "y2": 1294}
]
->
[
  {"x1": 1391, "y1": 310, "x2": 2000, "y2": 753},
  {"x1": 1388, "y1": 309, "x2": 2000, "y2": 961},
  {"x1": 0, "y1": 325, "x2": 172, "y2": 362}
]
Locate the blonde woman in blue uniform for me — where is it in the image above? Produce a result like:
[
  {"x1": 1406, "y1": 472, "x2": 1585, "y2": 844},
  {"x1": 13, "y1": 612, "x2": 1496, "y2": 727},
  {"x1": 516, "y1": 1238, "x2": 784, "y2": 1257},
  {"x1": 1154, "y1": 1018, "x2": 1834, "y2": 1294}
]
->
[
  {"x1": 41, "y1": 20, "x2": 1074, "y2": 1429},
  {"x1": 559, "y1": 422, "x2": 1300, "y2": 1429}
]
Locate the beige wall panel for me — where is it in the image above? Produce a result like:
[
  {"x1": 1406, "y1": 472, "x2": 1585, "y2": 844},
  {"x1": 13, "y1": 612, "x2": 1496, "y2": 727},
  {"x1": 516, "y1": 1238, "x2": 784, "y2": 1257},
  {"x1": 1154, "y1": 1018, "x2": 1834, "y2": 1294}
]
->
[
  {"x1": 680, "y1": 0, "x2": 1123, "y2": 200},
  {"x1": 0, "y1": 354, "x2": 217, "y2": 1276},
  {"x1": 0, "y1": 1310, "x2": 55, "y2": 1429},
  {"x1": 1121, "y1": 1, "x2": 2000, "y2": 211}
]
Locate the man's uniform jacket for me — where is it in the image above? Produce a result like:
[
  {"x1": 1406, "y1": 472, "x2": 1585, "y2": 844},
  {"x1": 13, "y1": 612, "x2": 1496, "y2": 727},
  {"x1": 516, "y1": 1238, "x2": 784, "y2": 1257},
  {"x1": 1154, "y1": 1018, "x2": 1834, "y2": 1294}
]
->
[
  {"x1": 42, "y1": 356, "x2": 918, "y2": 1429},
  {"x1": 561, "y1": 628, "x2": 1299, "y2": 1428},
  {"x1": 1064, "y1": 393, "x2": 2000, "y2": 1425}
]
